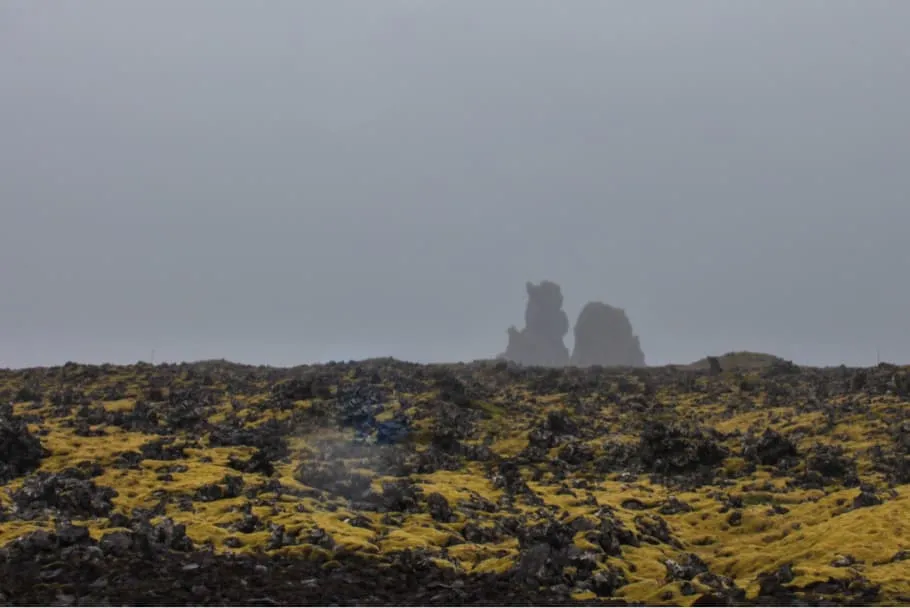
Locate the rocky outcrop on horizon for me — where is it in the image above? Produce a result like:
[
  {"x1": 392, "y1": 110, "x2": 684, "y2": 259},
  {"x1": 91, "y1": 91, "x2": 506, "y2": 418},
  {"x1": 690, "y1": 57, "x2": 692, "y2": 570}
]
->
[
  {"x1": 500, "y1": 281, "x2": 570, "y2": 367},
  {"x1": 570, "y1": 301, "x2": 646, "y2": 368},
  {"x1": 500, "y1": 282, "x2": 646, "y2": 369}
]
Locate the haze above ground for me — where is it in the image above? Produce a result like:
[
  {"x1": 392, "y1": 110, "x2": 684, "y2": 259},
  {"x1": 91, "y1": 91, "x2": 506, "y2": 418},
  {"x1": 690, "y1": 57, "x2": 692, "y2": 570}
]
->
[{"x1": 2, "y1": 1, "x2": 909, "y2": 369}]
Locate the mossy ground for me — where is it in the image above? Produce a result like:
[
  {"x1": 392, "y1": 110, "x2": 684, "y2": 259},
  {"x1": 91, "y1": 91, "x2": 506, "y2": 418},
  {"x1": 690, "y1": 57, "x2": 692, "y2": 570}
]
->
[{"x1": 1, "y1": 359, "x2": 908, "y2": 605}]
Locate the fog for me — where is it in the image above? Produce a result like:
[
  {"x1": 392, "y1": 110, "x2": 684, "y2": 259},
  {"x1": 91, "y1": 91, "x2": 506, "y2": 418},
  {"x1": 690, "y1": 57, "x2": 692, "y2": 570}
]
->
[{"x1": 2, "y1": 1, "x2": 909, "y2": 368}]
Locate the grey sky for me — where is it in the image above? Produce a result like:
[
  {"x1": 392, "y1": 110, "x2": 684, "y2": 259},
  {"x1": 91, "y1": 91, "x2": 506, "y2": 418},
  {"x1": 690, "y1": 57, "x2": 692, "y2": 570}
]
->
[{"x1": 2, "y1": 0, "x2": 909, "y2": 368}]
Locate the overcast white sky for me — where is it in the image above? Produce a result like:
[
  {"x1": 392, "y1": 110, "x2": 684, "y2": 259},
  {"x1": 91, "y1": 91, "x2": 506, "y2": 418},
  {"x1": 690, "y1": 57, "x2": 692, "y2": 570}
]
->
[{"x1": 2, "y1": 1, "x2": 909, "y2": 368}]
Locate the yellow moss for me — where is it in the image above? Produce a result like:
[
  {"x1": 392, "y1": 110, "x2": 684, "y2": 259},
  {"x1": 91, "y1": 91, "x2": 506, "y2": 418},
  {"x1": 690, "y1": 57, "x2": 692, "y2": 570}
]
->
[
  {"x1": 431, "y1": 557, "x2": 460, "y2": 571},
  {"x1": 377, "y1": 517, "x2": 452, "y2": 554},
  {"x1": 617, "y1": 580, "x2": 663, "y2": 601},
  {"x1": 102, "y1": 399, "x2": 136, "y2": 412},
  {"x1": 622, "y1": 544, "x2": 673, "y2": 583},
  {"x1": 0, "y1": 521, "x2": 46, "y2": 546},
  {"x1": 714, "y1": 407, "x2": 791, "y2": 435},
  {"x1": 374, "y1": 402, "x2": 400, "y2": 422},
  {"x1": 528, "y1": 483, "x2": 592, "y2": 511},
  {"x1": 699, "y1": 490, "x2": 910, "y2": 598},
  {"x1": 448, "y1": 539, "x2": 510, "y2": 559},
  {"x1": 207, "y1": 412, "x2": 228, "y2": 424},
  {"x1": 471, "y1": 401, "x2": 507, "y2": 417},
  {"x1": 39, "y1": 425, "x2": 162, "y2": 472},
  {"x1": 273, "y1": 544, "x2": 334, "y2": 561},
  {"x1": 573, "y1": 531, "x2": 601, "y2": 552},
  {"x1": 491, "y1": 437, "x2": 528, "y2": 457},
  {"x1": 723, "y1": 457, "x2": 748, "y2": 476},
  {"x1": 417, "y1": 468, "x2": 503, "y2": 504},
  {"x1": 590, "y1": 480, "x2": 663, "y2": 512},
  {"x1": 471, "y1": 556, "x2": 516, "y2": 574},
  {"x1": 306, "y1": 513, "x2": 380, "y2": 553}
]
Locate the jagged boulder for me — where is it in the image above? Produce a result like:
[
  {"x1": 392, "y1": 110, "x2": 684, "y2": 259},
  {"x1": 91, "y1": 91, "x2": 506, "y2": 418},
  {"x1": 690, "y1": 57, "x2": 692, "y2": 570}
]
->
[
  {"x1": 570, "y1": 301, "x2": 645, "y2": 368},
  {"x1": 11, "y1": 469, "x2": 118, "y2": 519},
  {"x1": 500, "y1": 281, "x2": 570, "y2": 367},
  {"x1": 0, "y1": 403, "x2": 48, "y2": 483}
]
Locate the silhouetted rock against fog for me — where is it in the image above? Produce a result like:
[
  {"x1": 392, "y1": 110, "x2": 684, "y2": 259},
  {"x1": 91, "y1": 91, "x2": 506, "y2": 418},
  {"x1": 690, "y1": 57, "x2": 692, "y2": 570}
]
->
[
  {"x1": 500, "y1": 281, "x2": 570, "y2": 367},
  {"x1": 571, "y1": 301, "x2": 646, "y2": 368}
]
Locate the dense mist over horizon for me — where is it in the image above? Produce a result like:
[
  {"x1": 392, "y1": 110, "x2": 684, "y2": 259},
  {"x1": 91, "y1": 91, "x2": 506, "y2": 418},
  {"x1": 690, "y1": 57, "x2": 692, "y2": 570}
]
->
[{"x1": 2, "y1": 1, "x2": 909, "y2": 369}]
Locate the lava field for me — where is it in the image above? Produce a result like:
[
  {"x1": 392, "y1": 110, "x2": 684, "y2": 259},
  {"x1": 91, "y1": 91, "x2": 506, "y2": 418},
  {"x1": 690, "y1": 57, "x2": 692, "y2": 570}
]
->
[{"x1": 1, "y1": 357, "x2": 909, "y2": 605}]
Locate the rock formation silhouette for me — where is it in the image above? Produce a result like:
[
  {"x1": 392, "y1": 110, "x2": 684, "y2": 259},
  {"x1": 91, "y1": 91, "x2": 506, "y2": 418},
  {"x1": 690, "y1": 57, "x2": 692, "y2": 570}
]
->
[
  {"x1": 570, "y1": 301, "x2": 646, "y2": 368},
  {"x1": 500, "y1": 281, "x2": 570, "y2": 367}
]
